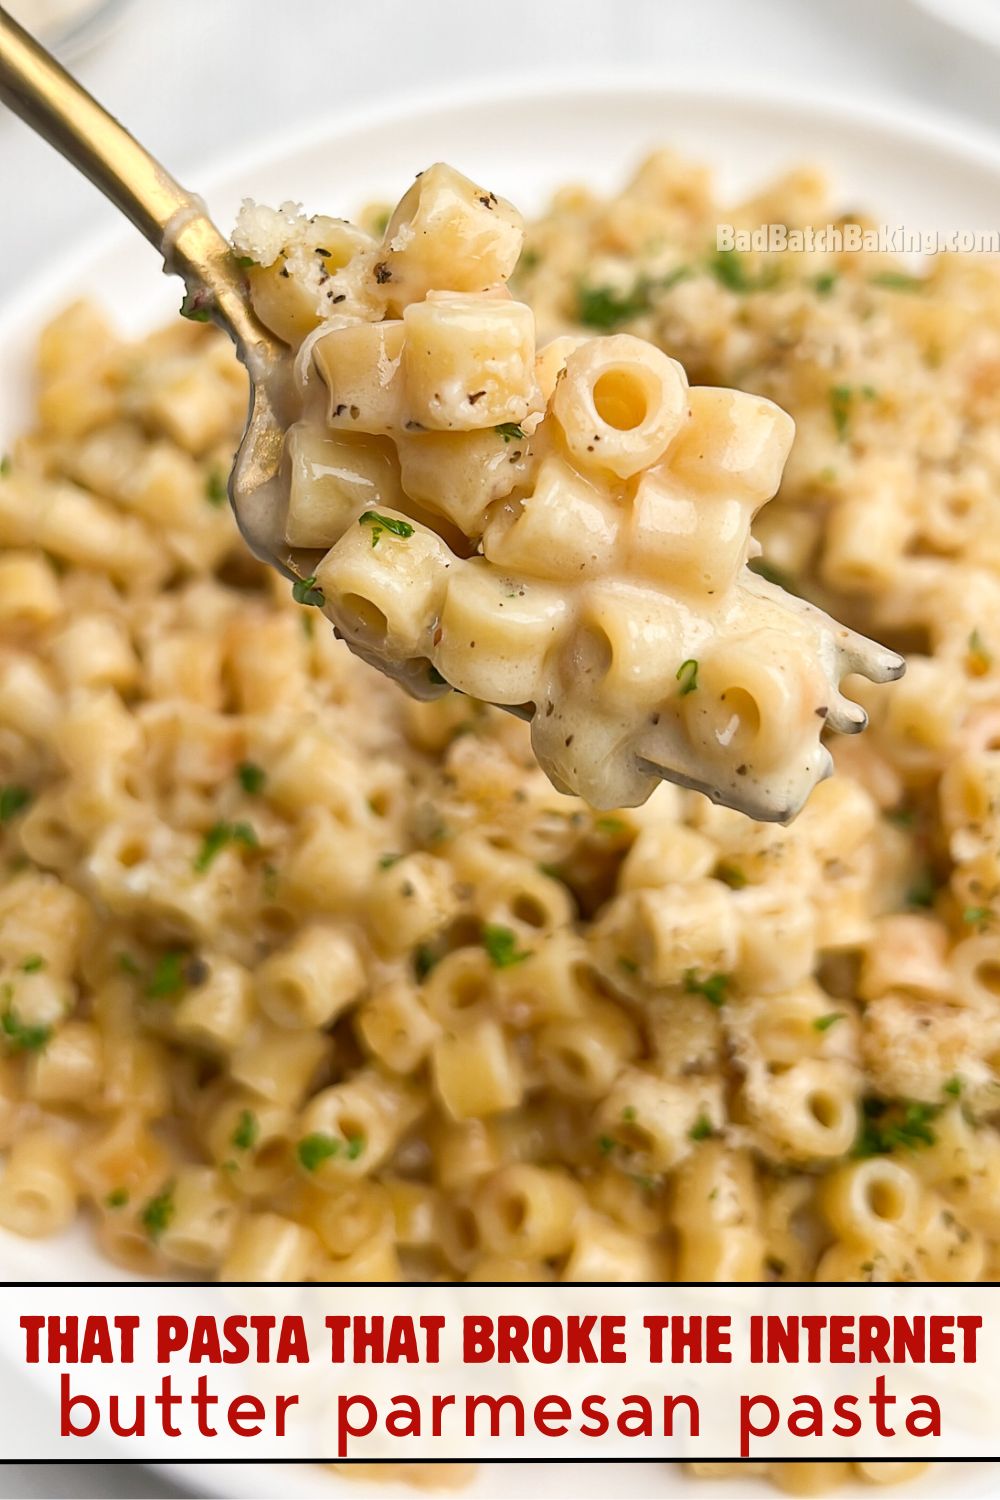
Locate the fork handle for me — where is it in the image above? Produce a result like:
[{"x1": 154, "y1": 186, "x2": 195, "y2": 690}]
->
[{"x1": 0, "y1": 7, "x2": 278, "y2": 361}]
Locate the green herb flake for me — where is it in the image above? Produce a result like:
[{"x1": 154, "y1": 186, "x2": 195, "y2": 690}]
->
[
  {"x1": 194, "y1": 820, "x2": 258, "y2": 873},
  {"x1": 117, "y1": 952, "x2": 141, "y2": 977},
  {"x1": 345, "y1": 1134, "x2": 366, "y2": 1161},
  {"x1": 577, "y1": 282, "x2": 649, "y2": 329},
  {"x1": 495, "y1": 423, "x2": 526, "y2": 443},
  {"x1": 814, "y1": 1012, "x2": 846, "y2": 1032},
  {"x1": 0, "y1": 786, "x2": 32, "y2": 824},
  {"x1": 373, "y1": 209, "x2": 391, "y2": 237},
  {"x1": 830, "y1": 384, "x2": 853, "y2": 440},
  {"x1": 617, "y1": 955, "x2": 639, "y2": 975},
  {"x1": 621, "y1": 1106, "x2": 638, "y2": 1123},
  {"x1": 689, "y1": 1112, "x2": 714, "y2": 1142},
  {"x1": 141, "y1": 1184, "x2": 175, "y2": 1239},
  {"x1": 179, "y1": 290, "x2": 212, "y2": 323},
  {"x1": 292, "y1": 575, "x2": 325, "y2": 607},
  {"x1": 595, "y1": 816, "x2": 626, "y2": 835},
  {"x1": 482, "y1": 923, "x2": 532, "y2": 969},
  {"x1": 0, "y1": 455, "x2": 11, "y2": 477},
  {"x1": 205, "y1": 469, "x2": 228, "y2": 507},
  {"x1": 709, "y1": 249, "x2": 779, "y2": 293},
  {"x1": 231, "y1": 1109, "x2": 259, "y2": 1152},
  {"x1": 943, "y1": 1076, "x2": 963, "y2": 1098},
  {"x1": 683, "y1": 969, "x2": 730, "y2": 1007},
  {"x1": 413, "y1": 944, "x2": 440, "y2": 981},
  {"x1": 235, "y1": 254, "x2": 257, "y2": 269},
  {"x1": 146, "y1": 952, "x2": 187, "y2": 999},
  {"x1": 963, "y1": 906, "x2": 991, "y2": 929},
  {"x1": 716, "y1": 862, "x2": 748, "y2": 890},
  {"x1": 105, "y1": 1188, "x2": 129, "y2": 1209},
  {"x1": 853, "y1": 1097, "x2": 939, "y2": 1158},
  {"x1": 676, "y1": 658, "x2": 699, "y2": 696},
  {"x1": 237, "y1": 762, "x2": 266, "y2": 795},
  {"x1": 518, "y1": 247, "x2": 540, "y2": 273},
  {"x1": 813, "y1": 271, "x2": 838, "y2": 296},
  {"x1": 884, "y1": 805, "x2": 915, "y2": 830},
  {"x1": 871, "y1": 270, "x2": 923, "y2": 292},
  {"x1": 359, "y1": 511, "x2": 414, "y2": 548},
  {"x1": 1, "y1": 1010, "x2": 51, "y2": 1052},
  {"x1": 378, "y1": 852, "x2": 402, "y2": 869},
  {"x1": 906, "y1": 870, "x2": 937, "y2": 909},
  {"x1": 20, "y1": 955, "x2": 44, "y2": 974},
  {"x1": 596, "y1": 1133, "x2": 616, "y2": 1155},
  {"x1": 968, "y1": 629, "x2": 992, "y2": 674},
  {"x1": 297, "y1": 1133, "x2": 342, "y2": 1172}
]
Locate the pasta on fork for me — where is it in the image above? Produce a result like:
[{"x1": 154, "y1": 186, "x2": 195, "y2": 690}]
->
[{"x1": 233, "y1": 164, "x2": 904, "y2": 823}]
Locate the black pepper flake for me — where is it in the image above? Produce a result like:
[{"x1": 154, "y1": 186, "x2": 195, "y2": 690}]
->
[
  {"x1": 565, "y1": 734, "x2": 575, "y2": 747},
  {"x1": 184, "y1": 957, "x2": 210, "y2": 987},
  {"x1": 330, "y1": 292, "x2": 346, "y2": 303},
  {"x1": 374, "y1": 261, "x2": 392, "y2": 284},
  {"x1": 315, "y1": 247, "x2": 332, "y2": 256},
  {"x1": 279, "y1": 267, "x2": 290, "y2": 279},
  {"x1": 477, "y1": 192, "x2": 498, "y2": 209},
  {"x1": 468, "y1": 390, "x2": 487, "y2": 405},
  {"x1": 545, "y1": 702, "x2": 554, "y2": 717},
  {"x1": 333, "y1": 404, "x2": 347, "y2": 417},
  {"x1": 736, "y1": 764, "x2": 748, "y2": 776}
]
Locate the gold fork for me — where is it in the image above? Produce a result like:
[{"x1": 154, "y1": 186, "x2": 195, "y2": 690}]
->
[{"x1": 0, "y1": 5, "x2": 294, "y2": 572}]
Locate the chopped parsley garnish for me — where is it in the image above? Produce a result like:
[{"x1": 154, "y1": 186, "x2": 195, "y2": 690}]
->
[
  {"x1": 0, "y1": 455, "x2": 10, "y2": 477},
  {"x1": 622, "y1": 1106, "x2": 637, "y2": 1123},
  {"x1": 145, "y1": 952, "x2": 187, "y2": 999},
  {"x1": 359, "y1": 511, "x2": 414, "y2": 547},
  {"x1": 884, "y1": 805, "x2": 915, "y2": 830},
  {"x1": 231, "y1": 1109, "x2": 259, "y2": 1152},
  {"x1": 595, "y1": 816, "x2": 626, "y2": 835},
  {"x1": 141, "y1": 1184, "x2": 175, "y2": 1239},
  {"x1": 495, "y1": 423, "x2": 525, "y2": 443},
  {"x1": 292, "y1": 575, "x2": 325, "y2": 606},
  {"x1": 482, "y1": 923, "x2": 532, "y2": 968},
  {"x1": 813, "y1": 271, "x2": 838, "y2": 296},
  {"x1": 373, "y1": 209, "x2": 391, "y2": 236},
  {"x1": 906, "y1": 870, "x2": 937, "y2": 909},
  {"x1": 21, "y1": 955, "x2": 44, "y2": 974},
  {"x1": 414, "y1": 944, "x2": 441, "y2": 981},
  {"x1": 596, "y1": 1134, "x2": 616, "y2": 1155},
  {"x1": 963, "y1": 906, "x2": 991, "y2": 929},
  {"x1": 943, "y1": 1076, "x2": 963, "y2": 1098},
  {"x1": 968, "y1": 629, "x2": 992, "y2": 674},
  {"x1": 617, "y1": 955, "x2": 639, "y2": 974},
  {"x1": 814, "y1": 1012, "x2": 846, "y2": 1032},
  {"x1": 689, "y1": 1113, "x2": 714, "y2": 1142},
  {"x1": 179, "y1": 289, "x2": 212, "y2": 322},
  {"x1": 194, "y1": 820, "x2": 258, "y2": 873},
  {"x1": 683, "y1": 969, "x2": 730, "y2": 1007},
  {"x1": 870, "y1": 270, "x2": 923, "y2": 292},
  {"x1": 105, "y1": 1188, "x2": 129, "y2": 1209},
  {"x1": 676, "y1": 659, "x2": 699, "y2": 696},
  {"x1": 830, "y1": 384, "x2": 853, "y2": 440},
  {"x1": 518, "y1": 247, "x2": 540, "y2": 272},
  {"x1": 0, "y1": 785, "x2": 32, "y2": 823},
  {"x1": 237, "y1": 762, "x2": 266, "y2": 795},
  {"x1": 295, "y1": 1132, "x2": 364, "y2": 1170},
  {"x1": 1, "y1": 1009, "x2": 51, "y2": 1052},
  {"x1": 235, "y1": 254, "x2": 257, "y2": 269},
  {"x1": 205, "y1": 469, "x2": 227, "y2": 506},
  {"x1": 118, "y1": 952, "x2": 142, "y2": 976},
  {"x1": 577, "y1": 281, "x2": 651, "y2": 329},
  {"x1": 709, "y1": 250, "x2": 779, "y2": 293},
  {"x1": 378, "y1": 852, "x2": 402, "y2": 869},
  {"x1": 854, "y1": 1097, "x2": 939, "y2": 1157},
  {"x1": 716, "y1": 862, "x2": 748, "y2": 890}
]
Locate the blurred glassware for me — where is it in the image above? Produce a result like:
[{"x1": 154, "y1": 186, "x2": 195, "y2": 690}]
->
[{"x1": 5, "y1": 0, "x2": 129, "y2": 60}]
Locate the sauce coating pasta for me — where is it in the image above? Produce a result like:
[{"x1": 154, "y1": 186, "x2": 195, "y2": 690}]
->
[{"x1": 232, "y1": 164, "x2": 903, "y2": 823}]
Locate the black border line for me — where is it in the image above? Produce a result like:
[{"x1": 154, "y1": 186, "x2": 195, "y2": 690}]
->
[{"x1": 1, "y1": 1279, "x2": 995, "y2": 1464}]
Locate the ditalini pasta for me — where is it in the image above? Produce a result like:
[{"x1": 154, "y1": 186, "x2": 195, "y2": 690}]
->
[
  {"x1": 232, "y1": 164, "x2": 903, "y2": 823},
  {"x1": 4, "y1": 148, "x2": 995, "y2": 1498}
]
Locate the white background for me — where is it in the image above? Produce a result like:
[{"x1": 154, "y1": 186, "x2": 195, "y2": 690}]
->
[{"x1": 3, "y1": 0, "x2": 1000, "y2": 1492}]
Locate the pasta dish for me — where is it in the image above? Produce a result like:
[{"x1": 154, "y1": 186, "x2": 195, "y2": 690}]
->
[
  {"x1": 0, "y1": 148, "x2": 995, "y2": 1495},
  {"x1": 232, "y1": 164, "x2": 902, "y2": 823}
]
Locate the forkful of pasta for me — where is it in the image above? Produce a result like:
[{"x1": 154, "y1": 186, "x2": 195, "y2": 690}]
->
[{"x1": 0, "y1": 11, "x2": 904, "y2": 824}]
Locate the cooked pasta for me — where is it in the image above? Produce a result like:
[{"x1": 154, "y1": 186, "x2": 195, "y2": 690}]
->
[
  {"x1": 1, "y1": 148, "x2": 995, "y2": 1496},
  {"x1": 232, "y1": 163, "x2": 903, "y2": 824}
]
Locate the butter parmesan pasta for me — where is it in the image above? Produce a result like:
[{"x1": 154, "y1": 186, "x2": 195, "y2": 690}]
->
[
  {"x1": 4, "y1": 147, "x2": 1000, "y2": 1496},
  {"x1": 234, "y1": 163, "x2": 902, "y2": 825}
]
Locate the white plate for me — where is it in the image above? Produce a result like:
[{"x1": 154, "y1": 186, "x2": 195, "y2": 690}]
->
[
  {"x1": 910, "y1": 0, "x2": 1000, "y2": 51},
  {"x1": 2, "y1": 77, "x2": 1000, "y2": 1498}
]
